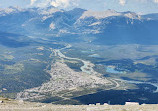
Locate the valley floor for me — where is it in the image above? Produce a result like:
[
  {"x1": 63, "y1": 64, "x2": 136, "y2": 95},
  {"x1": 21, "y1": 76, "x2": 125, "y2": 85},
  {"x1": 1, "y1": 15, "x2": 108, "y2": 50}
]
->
[{"x1": 16, "y1": 44, "x2": 132, "y2": 104}]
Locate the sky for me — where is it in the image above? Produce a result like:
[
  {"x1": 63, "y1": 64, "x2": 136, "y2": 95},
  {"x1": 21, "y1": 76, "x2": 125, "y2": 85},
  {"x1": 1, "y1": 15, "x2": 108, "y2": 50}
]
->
[{"x1": 0, "y1": 0, "x2": 158, "y2": 14}]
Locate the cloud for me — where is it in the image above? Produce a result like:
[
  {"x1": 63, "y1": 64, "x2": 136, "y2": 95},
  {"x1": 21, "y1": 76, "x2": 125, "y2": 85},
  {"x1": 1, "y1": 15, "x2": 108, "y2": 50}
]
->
[
  {"x1": 30, "y1": 0, "x2": 51, "y2": 7},
  {"x1": 135, "y1": 0, "x2": 158, "y2": 3},
  {"x1": 51, "y1": 0, "x2": 79, "y2": 8},
  {"x1": 118, "y1": 0, "x2": 158, "y2": 6},
  {"x1": 153, "y1": 0, "x2": 158, "y2": 3},
  {"x1": 30, "y1": 0, "x2": 37, "y2": 5},
  {"x1": 51, "y1": 0, "x2": 70, "y2": 8},
  {"x1": 119, "y1": 0, "x2": 126, "y2": 6},
  {"x1": 30, "y1": 0, "x2": 78, "y2": 8}
]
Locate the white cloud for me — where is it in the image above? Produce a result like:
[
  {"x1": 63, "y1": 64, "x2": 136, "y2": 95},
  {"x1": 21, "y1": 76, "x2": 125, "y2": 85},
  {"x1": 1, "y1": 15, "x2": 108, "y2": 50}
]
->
[
  {"x1": 30, "y1": 0, "x2": 37, "y2": 5},
  {"x1": 135, "y1": 0, "x2": 158, "y2": 3},
  {"x1": 51, "y1": 0, "x2": 79, "y2": 8},
  {"x1": 119, "y1": 0, "x2": 126, "y2": 6},
  {"x1": 119, "y1": 0, "x2": 158, "y2": 6},
  {"x1": 30, "y1": 0, "x2": 78, "y2": 8},
  {"x1": 30, "y1": 0, "x2": 50, "y2": 7},
  {"x1": 153, "y1": 0, "x2": 158, "y2": 3},
  {"x1": 51, "y1": 0, "x2": 69, "y2": 8}
]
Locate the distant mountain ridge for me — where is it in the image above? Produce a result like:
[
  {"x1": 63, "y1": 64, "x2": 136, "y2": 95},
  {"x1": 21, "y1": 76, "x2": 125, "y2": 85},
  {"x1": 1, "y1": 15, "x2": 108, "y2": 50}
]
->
[{"x1": 0, "y1": 7, "x2": 158, "y2": 45}]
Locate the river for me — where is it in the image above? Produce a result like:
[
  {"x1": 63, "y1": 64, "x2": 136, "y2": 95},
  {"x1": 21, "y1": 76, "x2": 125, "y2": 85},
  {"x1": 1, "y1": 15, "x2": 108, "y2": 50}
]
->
[
  {"x1": 54, "y1": 44, "x2": 158, "y2": 93},
  {"x1": 54, "y1": 44, "x2": 97, "y2": 75}
]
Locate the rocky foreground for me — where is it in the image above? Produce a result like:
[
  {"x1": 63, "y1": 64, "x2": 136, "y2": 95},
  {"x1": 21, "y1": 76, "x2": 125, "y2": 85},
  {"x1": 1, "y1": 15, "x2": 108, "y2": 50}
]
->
[{"x1": 0, "y1": 98, "x2": 158, "y2": 111}]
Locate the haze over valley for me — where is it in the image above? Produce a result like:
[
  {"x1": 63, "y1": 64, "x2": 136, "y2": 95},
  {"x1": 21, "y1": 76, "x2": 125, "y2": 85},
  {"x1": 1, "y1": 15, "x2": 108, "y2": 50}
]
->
[{"x1": 0, "y1": 5, "x2": 158, "y2": 105}]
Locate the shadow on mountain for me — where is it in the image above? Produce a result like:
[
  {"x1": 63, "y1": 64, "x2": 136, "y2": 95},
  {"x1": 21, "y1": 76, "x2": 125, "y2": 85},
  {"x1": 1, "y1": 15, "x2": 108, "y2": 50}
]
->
[
  {"x1": 73, "y1": 84, "x2": 158, "y2": 105},
  {"x1": 93, "y1": 17, "x2": 158, "y2": 45},
  {"x1": 0, "y1": 32, "x2": 29, "y2": 48}
]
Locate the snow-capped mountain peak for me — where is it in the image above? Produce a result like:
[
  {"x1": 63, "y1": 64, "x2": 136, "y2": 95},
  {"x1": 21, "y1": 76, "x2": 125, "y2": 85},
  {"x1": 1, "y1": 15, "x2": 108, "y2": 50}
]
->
[
  {"x1": 37, "y1": 6, "x2": 62, "y2": 15},
  {"x1": 79, "y1": 9, "x2": 141, "y2": 20},
  {"x1": 79, "y1": 9, "x2": 121, "y2": 19},
  {"x1": 0, "y1": 6, "x2": 23, "y2": 15},
  {"x1": 123, "y1": 12, "x2": 141, "y2": 19}
]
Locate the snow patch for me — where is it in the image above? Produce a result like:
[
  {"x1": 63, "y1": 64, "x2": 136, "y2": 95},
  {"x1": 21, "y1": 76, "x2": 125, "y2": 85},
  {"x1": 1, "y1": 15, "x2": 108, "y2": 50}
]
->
[
  {"x1": 49, "y1": 23, "x2": 55, "y2": 30},
  {"x1": 80, "y1": 10, "x2": 121, "y2": 19},
  {"x1": 124, "y1": 13, "x2": 141, "y2": 19},
  {"x1": 39, "y1": 8, "x2": 60, "y2": 15},
  {"x1": 59, "y1": 29, "x2": 68, "y2": 33},
  {"x1": 42, "y1": 15, "x2": 52, "y2": 21},
  {"x1": 79, "y1": 10, "x2": 141, "y2": 20},
  {"x1": 89, "y1": 22, "x2": 101, "y2": 26}
]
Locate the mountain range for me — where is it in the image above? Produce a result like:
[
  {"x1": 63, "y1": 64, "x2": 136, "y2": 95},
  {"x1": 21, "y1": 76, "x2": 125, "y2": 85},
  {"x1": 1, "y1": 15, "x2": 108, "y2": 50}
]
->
[{"x1": 0, "y1": 6, "x2": 158, "y2": 45}]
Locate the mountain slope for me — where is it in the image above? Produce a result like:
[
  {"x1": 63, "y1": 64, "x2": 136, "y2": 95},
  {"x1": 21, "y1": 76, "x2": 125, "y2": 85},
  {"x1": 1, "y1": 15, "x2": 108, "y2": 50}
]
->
[{"x1": 0, "y1": 7, "x2": 158, "y2": 45}]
